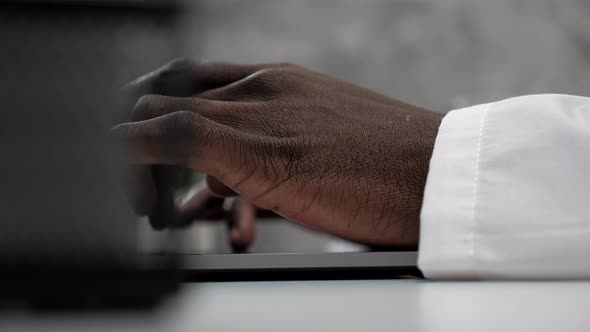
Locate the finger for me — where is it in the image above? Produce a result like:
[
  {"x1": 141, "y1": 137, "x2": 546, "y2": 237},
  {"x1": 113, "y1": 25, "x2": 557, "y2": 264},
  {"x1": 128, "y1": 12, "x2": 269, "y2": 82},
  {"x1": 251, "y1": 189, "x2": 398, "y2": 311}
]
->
[
  {"x1": 114, "y1": 112, "x2": 227, "y2": 229},
  {"x1": 112, "y1": 109, "x2": 275, "y2": 200},
  {"x1": 121, "y1": 58, "x2": 264, "y2": 220},
  {"x1": 206, "y1": 175, "x2": 237, "y2": 197},
  {"x1": 192, "y1": 61, "x2": 291, "y2": 92},
  {"x1": 196, "y1": 67, "x2": 286, "y2": 101},
  {"x1": 131, "y1": 94, "x2": 287, "y2": 142},
  {"x1": 124, "y1": 58, "x2": 289, "y2": 100},
  {"x1": 123, "y1": 58, "x2": 198, "y2": 99},
  {"x1": 112, "y1": 111, "x2": 205, "y2": 166},
  {"x1": 129, "y1": 95, "x2": 265, "y2": 146},
  {"x1": 131, "y1": 94, "x2": 238, "y2": 123},
  {"x1": 228, "y1": 199, "x2": 256, "y2": 252},
  {"x1": 112, "y1": 110, "x2": 237, "y2": 177},
  {"x1": 177, "y1": 181, "x2": 225, "y2": 222},
  {"x1": 120, "y1": 59, "x2": 199, "y2": 218}
]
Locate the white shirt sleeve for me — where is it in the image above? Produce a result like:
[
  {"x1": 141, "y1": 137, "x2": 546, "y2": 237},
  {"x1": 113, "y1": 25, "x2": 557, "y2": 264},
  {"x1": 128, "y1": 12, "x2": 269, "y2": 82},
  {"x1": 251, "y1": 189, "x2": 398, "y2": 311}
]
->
[{"x1": 418, "y1": 94, "x2": 590, "y2": 280}]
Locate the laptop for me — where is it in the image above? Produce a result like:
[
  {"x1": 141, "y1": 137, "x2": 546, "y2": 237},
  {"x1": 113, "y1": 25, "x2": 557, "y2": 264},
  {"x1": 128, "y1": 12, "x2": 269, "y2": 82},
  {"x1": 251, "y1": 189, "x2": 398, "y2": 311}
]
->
[{"x1": 142, "y1": 217, "x2": 419, "y2": 281}]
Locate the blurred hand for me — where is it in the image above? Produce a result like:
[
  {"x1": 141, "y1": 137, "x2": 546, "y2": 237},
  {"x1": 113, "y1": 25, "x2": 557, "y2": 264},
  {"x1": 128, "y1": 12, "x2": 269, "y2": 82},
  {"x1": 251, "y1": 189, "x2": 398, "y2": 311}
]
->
[{"x1": 115, "y1": 58, "x2": 443, "y2": 249}]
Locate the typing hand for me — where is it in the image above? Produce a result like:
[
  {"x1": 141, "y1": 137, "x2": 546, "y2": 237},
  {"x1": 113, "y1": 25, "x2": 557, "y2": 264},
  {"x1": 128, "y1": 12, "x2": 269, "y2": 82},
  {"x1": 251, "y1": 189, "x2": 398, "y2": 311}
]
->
[{"x1": 115, "y1": 58, "x2": 443, "y2": 247}]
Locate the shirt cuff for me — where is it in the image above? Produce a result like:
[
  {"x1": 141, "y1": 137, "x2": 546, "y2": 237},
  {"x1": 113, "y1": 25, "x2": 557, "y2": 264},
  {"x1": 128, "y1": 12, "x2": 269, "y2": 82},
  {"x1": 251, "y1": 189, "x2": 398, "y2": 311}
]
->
[{"x1": 417, "y1": 103, "x2": 490, "y2": 279}]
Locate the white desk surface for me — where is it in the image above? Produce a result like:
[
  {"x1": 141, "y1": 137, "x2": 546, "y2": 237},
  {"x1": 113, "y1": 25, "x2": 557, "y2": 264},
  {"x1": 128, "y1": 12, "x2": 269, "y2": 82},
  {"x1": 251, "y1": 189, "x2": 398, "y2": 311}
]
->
[{"x1": 2, "y1": 279, "x2": 590, "y2": 332}]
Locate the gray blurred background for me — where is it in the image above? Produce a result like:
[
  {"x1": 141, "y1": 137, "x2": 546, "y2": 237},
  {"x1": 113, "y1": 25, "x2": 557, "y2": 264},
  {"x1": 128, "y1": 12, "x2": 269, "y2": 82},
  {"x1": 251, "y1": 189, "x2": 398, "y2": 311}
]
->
[
  {"x1": 187, "y1": 0, "x2": 590, "y2": 110},
  {"x1": 145, "y1": 0, "x2": 590, "y2": 254}
]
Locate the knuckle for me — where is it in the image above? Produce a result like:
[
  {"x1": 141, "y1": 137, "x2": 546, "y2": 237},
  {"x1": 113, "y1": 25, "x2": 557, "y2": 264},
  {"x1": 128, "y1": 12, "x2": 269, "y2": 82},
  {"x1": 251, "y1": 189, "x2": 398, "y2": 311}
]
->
[
  {"x1": 165, "y1": 57, "x2": 194, "y2": 72},
  {"x1": 168, "y1": 110, "x2": 196, "y2": 131},
  {"x1": 158, "y1": 111, "x2": 198, "y2": 164},
  {"x1": 136, "y1": 94, "x2": 158, "y2": 108},
  {"x1": 155, "y1": 57, "x2": 196, "y2": 96},
  {"x1": 275, "y1": 63, "x2": 306, "y2": 76},
  {"x1": 272, "y1": 62, "x2": 297, "y2": 69},
  {"x1": 251, "y1": 68, "x2": 279, "y2": 79},
  {"x1": 123, "y1": 58, "x2": 196, "y2": 96},
  {"x1": 282, "y1": 62, "x2": 303, "y2": 71},
  {"x1": 242, "y1": 68, "x2": 283, "y2": 91},
  {"x1": 261, "y1": 65, "x2": 303, "y2": 84},
  {"x1": 132, "y1": 94, "x2": 160, "y2": 121}
]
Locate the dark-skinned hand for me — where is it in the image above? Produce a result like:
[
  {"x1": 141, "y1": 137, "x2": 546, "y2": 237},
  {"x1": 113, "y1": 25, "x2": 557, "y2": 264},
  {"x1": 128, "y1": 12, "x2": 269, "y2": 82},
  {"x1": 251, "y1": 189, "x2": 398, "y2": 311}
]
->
[{"x1": 114, "y1": 58, "x2": 443, "y2": 250}]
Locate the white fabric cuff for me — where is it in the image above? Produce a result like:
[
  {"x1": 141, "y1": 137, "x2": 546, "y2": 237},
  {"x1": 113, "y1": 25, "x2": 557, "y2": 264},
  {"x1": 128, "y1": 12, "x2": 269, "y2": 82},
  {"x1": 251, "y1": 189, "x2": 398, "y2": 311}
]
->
[{"x1": 417, "y1": 103, "x2": 490, "y2": 279}]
